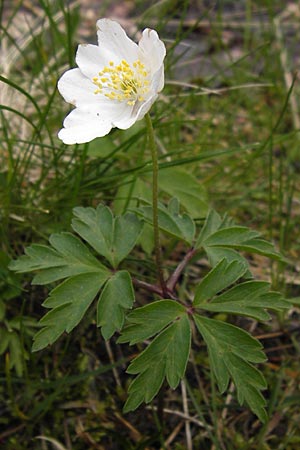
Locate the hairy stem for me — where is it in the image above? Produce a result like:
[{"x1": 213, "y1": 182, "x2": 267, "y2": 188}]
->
[
  {"x1": 133, "y1": 278, "x2": 178, "y2": 300},
  {"x1": 167, "y1": 247, "x2": 197, "y2": 291},
  {"x1": 145, "y1": 113, "x2": 167, "y2": 295}
]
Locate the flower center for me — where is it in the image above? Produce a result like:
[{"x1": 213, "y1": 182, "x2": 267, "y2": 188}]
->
[{"x1": 92, "y1": 59, "x2": 150, "y2": 106}]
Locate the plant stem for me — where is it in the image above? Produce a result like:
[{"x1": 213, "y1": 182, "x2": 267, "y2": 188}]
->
[
  {"x1": 145, "y1": 113, "x2": 167, "y2": 295},
  {"x1": 167, "y1": 247, "x2": 197, "y2": 291},
  {"x1": 132, "y1": 278, "x2": 178, "y2": 300}
]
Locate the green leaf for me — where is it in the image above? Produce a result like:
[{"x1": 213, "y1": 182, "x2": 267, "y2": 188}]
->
[
  {"x1": 227, "y1": 238, "x2": 283, "y2": 258},
  {"x1": 8, "y1": 331, "x2": 25, "y2": 377},
  {"x1": 0, "y1": 300, "x2": 5, "y2": 321},
  {"x1": 114, "y1": 168, "x2": 208, "y2": 219},
  {"x1": 97, "y1": 271, "x2": 135, "y2": 340},
  {"x1": 194, "y1": 315, "x2": 267, "y2": 422},
  {"x1": 203, "y1": 246, "x2": 251, "y2": 275},
  {"x1": 32, "y1": 271, "x2": 109, "y2": 352},
  {"x1": 204, "y1": 226, "x2": 260, "y2": 246},
  {"x1": 199, "y1": 281, "x2": 289, "y2": 321},
  {"x1": 9, "y1": 245, "x2": 66, "y2": 273},
  {"x1": 10, "y1": 205, "x2": 145, "y2": 352},
  {"x1": 158, "y1": 167, "x2": 208, "y2": 217},
  {"x1": 87, "y1": 135, "x2": 116, "y2": 157},
  {"x1": 9, "y1": 233, "x2": 107, "y2": 285},
  {"x1": 137, "y1": 197, "x2": 195, "y2": 244},
  {"x1": 72, "y1": 205, "x2": 142, "y2": 268},
  {"x1": 195, "y1": 209, "x2": 283, "y2": 271},
  {"x1": 118, "y1": 299, "x2": 186, "y2": 345},
  {"x1": 0, "y1": 328, "x2": 10, "y2": 354},
  {"x1": 194, "y1": 258, "x2": 247, "y2": 305},
  {"x1": 114, "y1": 177, "x2": 152, "y2": 215},
  {"x1": 0, "y1": 250, "x2": 22, "y2": 300},
  {"x1": 286, "y1": 297, "x2": 300, "y2": 305},
  {"x1": 195, "y1": 209, "x2": 223, "y2": 247},
  {"x1": 124, "y1": 314, "x2": 191, "y2": 412},
  {"x1": 138, "y1": 222, "x2": 154, "y2": 255}
]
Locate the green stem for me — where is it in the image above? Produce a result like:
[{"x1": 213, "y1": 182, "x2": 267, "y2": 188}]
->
[{"x1": 145, "y1": 113, "x2": 167, "y2": 295}]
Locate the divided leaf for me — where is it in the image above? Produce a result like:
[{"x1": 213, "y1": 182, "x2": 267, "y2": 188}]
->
[
  {"x1": 195, "y1": 210, "x2": 283, "y2": 272},
  {"x1": 194, "y1": 315, "x2": 268, "y2": 422},
  {"x1": 158, "y1": 167, "x2": 208, "y2": 217},
  {"x1": 138, "y1": 201, "x2": 195, "y2": 244},
  {"x1": 194, "y1": 258, "x2": 247, "y2": 305},
  {"x1": 32, "y1": 271, "x2": 109, "y2": 351},
  {"x1": 199, "y1": 280, "x2": 289, "y2": 321},
  {"x1": 72, "y1": 205, "x2": 143, "y2": 268},
  {"x1": 97, "y1": 270, "x2": 135, "y2": 340},
  {"x1": 9, "y1": 233, "x2": 106, "y2": 285},
  {"x1": 114, "y1": 167, "x2": 208, "y2": 219},
  {"x1": 9, "y1": 205, "x2": 143, "y2": 352},
  {"x1": 123, "y1": 313, "x2": 191, "y2": 412},
  {"x1": 118, "y1": 299, "x2": 186, "y2": 345}
]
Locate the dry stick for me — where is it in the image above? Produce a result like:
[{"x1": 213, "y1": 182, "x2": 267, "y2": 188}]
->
[
  {"x1": 181, "y1": 380, "x2": 193, "y2": 450},
  {"x1": 146, "y1": 405, "x2": 208, "y2": 428},
  {"x1": 221, "y1": 381, "x2": 235, "y2": 421},
  {"x1": 166, "y1": 81, "x2": 273, "y2": 96},
  {"x1": 165, "y1": 421, "x2": 184, "y2": 447},
  {"x1": 63, "y1": 416, "x2": 72, "y2": 450},
  {"x1": 145, "y1": 406, "x2": 207, "y2": 430},
  {"x1": 273, "y1": 14, "x2": 300, "y2": 131},
  {"x1": 105, "y1": 340, "x2": 121, "y2": 388},
  {"x1": 142, "y1": 17, "x2": 300, "y2": 30},
  {"x1": 0, "y1": 424, "x2": 26, "y2": 441}
]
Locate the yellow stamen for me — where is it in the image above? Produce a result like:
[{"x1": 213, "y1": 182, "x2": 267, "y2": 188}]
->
[{"x1": 92, "y1": 58, "x2": 150, "y2": 106}]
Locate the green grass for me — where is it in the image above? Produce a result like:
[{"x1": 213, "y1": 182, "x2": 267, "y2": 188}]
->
[{"x1": 1, "y1": 0, "x2": 300, "y2": 448}]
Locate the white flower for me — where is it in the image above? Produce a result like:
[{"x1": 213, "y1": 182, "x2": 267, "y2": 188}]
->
[{"x1": 57, "y1": 19, "x2": 166, "y2": 144}]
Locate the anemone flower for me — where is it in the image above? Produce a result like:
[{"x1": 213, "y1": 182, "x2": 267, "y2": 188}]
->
[{"x1": 57, "y1": 19, "x2": 166, "y2": 144}]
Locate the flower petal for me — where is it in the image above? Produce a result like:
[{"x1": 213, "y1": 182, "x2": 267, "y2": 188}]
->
[
  {"x1": 114, "y1": 93, "x2": 157, "y2": 130},
  {"x1": 57, "y1": 19, "x2": 166, "y2": 144},
  {"x1": 114, "y1": 64, "x2": 164, "y2": 129},
  {"x1": 96, "y1": 19, "x2": 139, "y2": 63},
  {"x1": 150, "y1": 64, "x2": 165, "y2": 96},
  {"x1": 58, "y1": 108, "x2": 112, "y2": 144},
  {"x1": 75, "y1": 44, "x2": 116, "y2": 80},
  {"x1": 58, "y1": 67, "x2": 133, "y2": 115},
  {"x1": 113, "y1": 111, "x2": 137, "y2": 130},
  {"x1": 57, "y1": 68, "x2": 99, "y2": 107},
  {"x1": 138, "y1": 28, "x2": 166, "y2": 75},
  {"x1": 135, "y1": 94, "x2": 159, "y2": 123}
]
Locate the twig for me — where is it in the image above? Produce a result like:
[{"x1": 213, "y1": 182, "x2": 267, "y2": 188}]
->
[
  {"x1": 147, "y1": 405, "x2": 208, "y2": 428},
  {"x1": 181, "y1": 380, "x2": 193, "y2": 450},
  {"x1": 273, "y1": 14, "x2": 300, "y2": 131},
  {"x1": 104, "y1": 340, "x2": 121, "y2": 388},
  {"x1": 164, "y1": 421, "x2": 184, "y2": 447},
  {"x1": 0, "y1": 424, "x2": 26, "y2": 441},
  {"x1": 133, "y1": 17, "x2": 300, "y2": 31},
  {"x1": 165, "y1": 82, "x2": 274, "y2": 97},
  {"x1": 221, "y1": 381, "x2": 235, "y2": 420}
]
